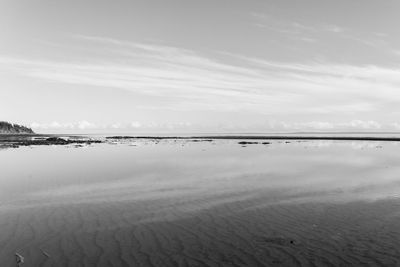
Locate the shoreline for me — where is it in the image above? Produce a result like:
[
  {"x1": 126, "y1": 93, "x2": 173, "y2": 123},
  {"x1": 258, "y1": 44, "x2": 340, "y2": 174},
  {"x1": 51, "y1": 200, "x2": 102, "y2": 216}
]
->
[
  {"x1": 106, "y1": 135, "x2": 400, "y2": 142},
  {"x1": 0, "y1": 134, "x2": 102, "y2": 149},
  {"x1": 2, "y1": 133, "x2": 400, "y2": 149}
]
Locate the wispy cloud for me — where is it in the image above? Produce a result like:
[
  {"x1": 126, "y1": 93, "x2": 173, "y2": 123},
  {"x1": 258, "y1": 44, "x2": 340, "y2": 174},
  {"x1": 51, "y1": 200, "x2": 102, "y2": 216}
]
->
[
  {"x1": 251, "y1": 13, "x2": 394, "y2": 50},
  {"x1": 252, "y1": 13, "x2": 345, "y2": 36},
  {"x1": 3, "y1": 35, "x2": 400, "y2": 125},
  {"x1": 322, "y1": 25, "x2": 345, "y2": 33}
]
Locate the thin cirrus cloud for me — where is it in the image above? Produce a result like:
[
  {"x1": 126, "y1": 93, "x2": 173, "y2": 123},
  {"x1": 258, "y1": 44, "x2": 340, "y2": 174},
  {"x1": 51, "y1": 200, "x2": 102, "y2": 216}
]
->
[
  {"x1": 2, "y1": 35, "x2": 400, "y2": 131},
  {"x1": 252, "y1": 12, "x2": 395, "y2": 53},
  {"x1": 252, "y1": 13, "x2": 345, "y2": 38}
]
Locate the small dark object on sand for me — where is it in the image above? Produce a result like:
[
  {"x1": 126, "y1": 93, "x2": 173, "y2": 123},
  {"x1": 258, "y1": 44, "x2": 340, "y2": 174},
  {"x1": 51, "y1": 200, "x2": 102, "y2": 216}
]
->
[
  {"x1": 40, "y1": 248, "x2": 51, "y2": 258},
  {"x1": 262, "y1": 142, "x2": 271, "y2": 145},
  {"x1": 254, "y1": 236, "x2": 297, "y2": 247},
  {"x1": 15, "y1": 252, "x2": 24, "y2": 266}
]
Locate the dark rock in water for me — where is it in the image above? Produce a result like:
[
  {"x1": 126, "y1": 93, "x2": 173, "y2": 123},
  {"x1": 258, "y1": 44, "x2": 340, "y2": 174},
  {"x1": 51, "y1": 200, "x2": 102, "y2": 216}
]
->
[
  {"x1": 238, "y1": 141, "x2": 259, "y2": 145},
  {"x1": 46, "y1": 137, "x2": 68, "y2": 143},
  {"x1": 106, "y1": 136, "x2": 170, "y2": 140},
  {"x1": 190, "y1": 139, "x2": 213, "y2": 142},
  {"x1": 0, "y1": 135, "x2": 103, "y2": 148},
  {"x1": 106, "y1": 136, "x2": 137, "y2": 139}
]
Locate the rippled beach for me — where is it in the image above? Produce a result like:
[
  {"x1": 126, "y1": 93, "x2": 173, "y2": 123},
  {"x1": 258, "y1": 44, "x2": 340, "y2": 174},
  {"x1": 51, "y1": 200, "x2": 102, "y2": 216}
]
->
[{"x1": 1, "y1": 139, "x2": 400, "y2": 266}]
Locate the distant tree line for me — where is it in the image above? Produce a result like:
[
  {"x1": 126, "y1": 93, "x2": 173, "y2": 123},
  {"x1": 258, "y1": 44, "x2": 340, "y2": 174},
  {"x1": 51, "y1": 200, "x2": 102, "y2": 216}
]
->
[{"x1": 0, "y1": 121, "x2": 35, "y2": 134}]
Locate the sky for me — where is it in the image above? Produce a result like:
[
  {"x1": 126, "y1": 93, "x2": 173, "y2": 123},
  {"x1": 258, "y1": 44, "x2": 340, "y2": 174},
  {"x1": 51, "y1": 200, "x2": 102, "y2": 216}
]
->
[{"x1": 2, "y1": 0, "x2": 400, "y2": 133}]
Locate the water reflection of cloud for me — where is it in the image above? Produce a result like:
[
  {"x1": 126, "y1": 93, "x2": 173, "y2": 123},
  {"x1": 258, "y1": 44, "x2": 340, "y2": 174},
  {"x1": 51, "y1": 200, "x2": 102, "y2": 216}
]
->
[
  {"x1": 288, "y1": 140, "x2": 386, "y2": 150},
  {"x1": 2, "y1": 141, "x2": 400, "y2": 213}
]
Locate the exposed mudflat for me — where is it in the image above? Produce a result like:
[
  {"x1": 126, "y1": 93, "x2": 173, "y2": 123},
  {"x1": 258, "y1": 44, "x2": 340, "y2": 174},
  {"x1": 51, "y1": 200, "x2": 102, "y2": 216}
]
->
[
  {"x1": 2, "y1": 195, "x2": 400, "y2": 266},
  {"x1": 0, "y1": 134, "x2": 102, "y2": 149}
]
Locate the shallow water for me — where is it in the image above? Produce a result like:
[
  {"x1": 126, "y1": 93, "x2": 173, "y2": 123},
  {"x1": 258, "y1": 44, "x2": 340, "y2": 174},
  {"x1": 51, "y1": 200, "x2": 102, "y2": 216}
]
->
[{"x1": 1, "y1": 140, "x2": 400, "y2": 266}]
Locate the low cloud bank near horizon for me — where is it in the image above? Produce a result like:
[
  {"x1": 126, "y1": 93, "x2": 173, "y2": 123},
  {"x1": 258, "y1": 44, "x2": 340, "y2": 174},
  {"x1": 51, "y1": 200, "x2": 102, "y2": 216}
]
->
[{"x1": 29, "y1": 119, "x2": 400, "y2": 134}]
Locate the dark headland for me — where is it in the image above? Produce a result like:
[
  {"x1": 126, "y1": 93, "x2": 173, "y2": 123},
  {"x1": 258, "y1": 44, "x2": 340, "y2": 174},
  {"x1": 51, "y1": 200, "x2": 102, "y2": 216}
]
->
[
  {"x1": 0, "y1": 121, "x2": 101, "y2": 148},
  {"x1": 0, "y1": 121, "x2": 35, "y2": 134}
]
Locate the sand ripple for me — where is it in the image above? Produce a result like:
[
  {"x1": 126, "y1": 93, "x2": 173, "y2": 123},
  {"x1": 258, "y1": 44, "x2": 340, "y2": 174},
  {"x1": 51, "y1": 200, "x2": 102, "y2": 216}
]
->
[{"x1": 1, "y1": 196, "x2": 400, "y2": 266}]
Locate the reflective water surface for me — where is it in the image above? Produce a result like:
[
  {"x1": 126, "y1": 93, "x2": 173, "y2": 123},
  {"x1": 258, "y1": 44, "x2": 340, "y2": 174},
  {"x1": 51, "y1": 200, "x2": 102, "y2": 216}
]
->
[
  {"x1": 1, "y1": 140, "x2": 400, "y2": 266},
  {"x1": 2, "y1": 140, "x2": 400, "y2": 206}
]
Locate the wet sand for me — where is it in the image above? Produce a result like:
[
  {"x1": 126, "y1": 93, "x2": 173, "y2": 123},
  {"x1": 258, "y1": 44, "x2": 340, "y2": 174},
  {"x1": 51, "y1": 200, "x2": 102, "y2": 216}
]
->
[
  {"x1": 1, "y1": 140, "x2": 400, "y2": 266},
  {"x1": 2, "y1": 196, "x2": 400, "y2": 266}
]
